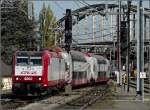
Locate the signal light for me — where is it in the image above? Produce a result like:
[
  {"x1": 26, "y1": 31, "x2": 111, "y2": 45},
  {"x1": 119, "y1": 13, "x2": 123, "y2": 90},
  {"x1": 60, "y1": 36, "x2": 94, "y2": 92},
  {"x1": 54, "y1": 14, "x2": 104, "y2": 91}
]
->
[
  {"x1": 44, "y1": 84, "x2": 47, "y2": 87},
  {"x1": 38, "y1": 77, "x2": 41, "y2": 81},
  {"x1": 65, "y1": 9, "x2": 72, "y2": 44}
]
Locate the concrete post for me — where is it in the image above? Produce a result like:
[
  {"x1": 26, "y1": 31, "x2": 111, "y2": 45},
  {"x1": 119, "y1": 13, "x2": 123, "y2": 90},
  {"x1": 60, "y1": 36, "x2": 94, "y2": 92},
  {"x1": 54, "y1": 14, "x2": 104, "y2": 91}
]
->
[
  {"x1": 136, "y1": 1, "x2": 144, "y2": 96},
  {"x1": 117, "y1": 9, "x2": 120, "y2": 85},
  {"x1": 0, "y1": 1, "x2": 3, "y2": 109},
  {"x1": 119, "y1": 0, "x2": 122, "y2": 86},
  {"x1": 149, "y1": 0, "x2": 150, "y2": 108},
  {"x1": 133, "y1": 14, "x2": 135, "y2": 40},
  {"x1": 149, "y1": 28, "x2": 150, "y2": 110},
  {"x1": 127, "y1": 1, "x2": 131, "y2": 92}
]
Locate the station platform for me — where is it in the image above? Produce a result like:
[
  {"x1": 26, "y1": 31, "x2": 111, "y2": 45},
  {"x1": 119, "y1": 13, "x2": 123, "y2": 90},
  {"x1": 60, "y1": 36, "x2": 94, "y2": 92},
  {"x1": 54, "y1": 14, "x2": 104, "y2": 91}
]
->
[
  {"x1": 88, "y1": 84, "x2": 150, "y2": 110},
  {"x1": 0, "y1": 89, "x2": 12, "y2": 99},
  {"x1": 0, "y1": 89, "x2": 11, "y2": 95}
]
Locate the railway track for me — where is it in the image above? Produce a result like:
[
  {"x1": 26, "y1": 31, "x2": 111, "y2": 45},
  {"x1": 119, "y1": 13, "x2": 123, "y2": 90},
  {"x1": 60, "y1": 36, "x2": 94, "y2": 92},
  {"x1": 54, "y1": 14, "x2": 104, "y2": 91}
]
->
[
  {"x1": 56, "y1": 84, "x2": 109, "y2": 110},
  {"x1": 0, "y1": 84, "x2": 109, "y2": 110},
  {"x1": 129, "y1": 81, "x2": 149, "y2": 93},
  {"x1": 112, "y1": 77, "x2": 150, "y2": 93},
  {"x1": 1, "y1": 97, "x2": 36, "y2": 110},
  {"x1": 129, "y1": 77, "x2": 149, "y2": 93},
  {"x1": 0, "y1": 89, "x2": 62, "y2": 110}
]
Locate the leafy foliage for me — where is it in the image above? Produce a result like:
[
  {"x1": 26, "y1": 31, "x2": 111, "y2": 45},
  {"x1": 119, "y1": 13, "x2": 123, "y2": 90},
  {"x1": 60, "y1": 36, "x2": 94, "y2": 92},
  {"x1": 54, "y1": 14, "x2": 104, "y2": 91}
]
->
[
  {"x1": 1, "y1": 0, "x2": 36, "y2": 64},
  {"x1": 39, "y1": 3, "x2": 57, "y2": 48}
]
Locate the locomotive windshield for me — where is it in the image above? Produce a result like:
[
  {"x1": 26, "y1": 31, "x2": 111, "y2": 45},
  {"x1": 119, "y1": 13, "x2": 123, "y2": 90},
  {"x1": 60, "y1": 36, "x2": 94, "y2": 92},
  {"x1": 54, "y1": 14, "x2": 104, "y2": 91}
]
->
[
  {"x1": 17, "y1": 57, "x2": 28, "y2": 66},
  {"x1": 16, "y1": 51, "x2": 42, "y2": 66},
  {"x1": 16, "y1": 57, "x2": 42, "y2": 66},
  {"x1": 30, "y1": 57, "x2": 42, "y2": 65}
]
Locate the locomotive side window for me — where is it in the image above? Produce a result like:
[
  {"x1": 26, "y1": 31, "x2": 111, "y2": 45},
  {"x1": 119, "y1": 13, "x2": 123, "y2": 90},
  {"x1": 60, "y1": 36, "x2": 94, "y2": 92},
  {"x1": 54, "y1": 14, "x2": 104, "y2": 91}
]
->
[{"x1": 17, "y1": 57, "x2": 28, "y2": 66}]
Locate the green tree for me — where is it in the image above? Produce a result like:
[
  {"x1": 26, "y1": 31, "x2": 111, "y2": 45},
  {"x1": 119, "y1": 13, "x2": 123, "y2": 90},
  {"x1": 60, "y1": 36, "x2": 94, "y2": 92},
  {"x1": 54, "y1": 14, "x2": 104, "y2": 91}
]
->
[
  {"x1": 2, "y1": 0, "x2": 36, "y2": 48},
  {"x1": 39, "y1": 3, "x2": 57, "y2": 48},
  {"x1": 1, "y1": 0, "x2": 36, "y2": 64}
]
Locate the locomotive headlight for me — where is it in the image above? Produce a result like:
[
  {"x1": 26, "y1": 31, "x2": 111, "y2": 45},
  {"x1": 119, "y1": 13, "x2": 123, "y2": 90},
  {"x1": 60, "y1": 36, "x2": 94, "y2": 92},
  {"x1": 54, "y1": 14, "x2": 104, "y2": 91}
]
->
[
  {"x1": 38, "y1": 77, "x2": 41, "y2": 80},
  {"x1": 16, "y1": 77, "x2": 19, "y2": 80}
]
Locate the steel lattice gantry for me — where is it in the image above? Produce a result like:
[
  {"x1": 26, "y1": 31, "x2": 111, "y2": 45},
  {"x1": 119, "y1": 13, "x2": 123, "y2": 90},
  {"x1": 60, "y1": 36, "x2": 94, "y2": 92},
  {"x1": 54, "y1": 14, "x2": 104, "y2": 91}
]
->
[{"x1": 58, "y1": 3, "x2": 150, "y2": 24}]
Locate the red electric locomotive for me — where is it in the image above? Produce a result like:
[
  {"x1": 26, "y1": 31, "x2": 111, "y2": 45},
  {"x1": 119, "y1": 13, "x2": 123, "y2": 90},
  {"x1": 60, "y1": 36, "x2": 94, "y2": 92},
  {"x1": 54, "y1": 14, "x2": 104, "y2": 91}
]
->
[
  {"x1": 12, "y1": 50, "x2": 68, "y2": 95},
  {"x1": 12, "y1": 49, "x2": 110, "y2": 96}
]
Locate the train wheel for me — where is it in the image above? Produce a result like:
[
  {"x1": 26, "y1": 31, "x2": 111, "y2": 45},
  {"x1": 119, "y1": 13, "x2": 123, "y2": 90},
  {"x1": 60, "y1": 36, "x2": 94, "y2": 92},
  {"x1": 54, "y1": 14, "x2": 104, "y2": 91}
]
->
[
  {"x1": 47, "y1": 88, "x2": 52, "y2": 95},
  {"x1": 35, "y1": 88, "x2": 42, "y2": 97},
  {"x1": 90, "y1": 78, "x2": 95, "y2": 86}
]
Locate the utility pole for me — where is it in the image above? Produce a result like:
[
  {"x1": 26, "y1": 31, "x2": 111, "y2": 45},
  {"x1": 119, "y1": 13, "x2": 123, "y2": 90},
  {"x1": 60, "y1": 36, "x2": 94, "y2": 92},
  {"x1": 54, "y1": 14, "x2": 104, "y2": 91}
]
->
[
  {"x1": 133, "y1": 14, "x2": 135, "y2": 40},
  {"x1": 102, "y1": 16, "x2": 104, "y2": 41},
  {"x1": 65, "y1": 9, "x2": 72, "y2": 53},
  {"x1": 65, "y1": 9, "x2": 72, "y2": 95},
  {"x1": 116, "y1": 0, "x2": 121, "y2": 85},
  {"x1": 127, "y1": 1, "x2": 131, "y2": 92},
  {"x1": 119, "y1": 0, "x2": 122, "y2": 86},
  {"x1": 137, "y1": 1, "x2": 144, "y2": 97},
  {"x1": 117, "y1": 9, "x2": 120, "y2": 85},
  {"x1": 111, "y1": 8, "x2": 116, "y2": 73},
  {"x1": 148, "y1": 0, "x2": 150, "y2": 102},
  {"x1": 0, "y1": 1, "x2": 3, "y2": 109},
  {"x1": 0, "y1": 0, "x2": 1, "y2": 92}
]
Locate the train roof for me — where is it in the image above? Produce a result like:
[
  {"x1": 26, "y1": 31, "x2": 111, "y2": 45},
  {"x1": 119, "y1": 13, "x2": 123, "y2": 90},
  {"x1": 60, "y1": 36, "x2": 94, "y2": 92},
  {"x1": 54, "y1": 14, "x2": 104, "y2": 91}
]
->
[
  {"x1": 16, "y1": 51, "x2": 42, "y2": 57},
  {"x1": 70, "y1": 50, "x2": 87, "y2": 62},
  {"x1": 91, "y1": 55, "x2": 109, "y2": 64},
  {"x1": 105, "y1": 58, "x2": 110, "y2": 65}
]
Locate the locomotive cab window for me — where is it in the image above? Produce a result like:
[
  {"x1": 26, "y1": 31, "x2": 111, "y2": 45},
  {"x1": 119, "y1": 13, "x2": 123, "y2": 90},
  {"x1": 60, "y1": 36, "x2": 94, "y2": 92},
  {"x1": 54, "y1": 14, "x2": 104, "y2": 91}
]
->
[
  {"x1": 30, "y1": 57, "x2": 42, "y2": 66},
  {"x1": 16, "y1": 57, "x2": 28, "y2": 66},
  {"x1": 16, "y1": 57, "x2": 42, "y2": 66}
]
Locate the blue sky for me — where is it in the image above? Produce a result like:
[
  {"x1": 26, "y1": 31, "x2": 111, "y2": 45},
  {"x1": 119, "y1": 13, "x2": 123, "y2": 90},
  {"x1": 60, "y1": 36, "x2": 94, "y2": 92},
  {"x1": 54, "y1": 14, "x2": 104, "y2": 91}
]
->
[
  {"x1": 33, "y1": 1, "x2": 150, "y2": 43},
  {"x1": 34, "y1": 1, "x2": 149, "y2": 20},
  {"x1": 34, "y1": 1, "x2": 104, "y2": 20}
]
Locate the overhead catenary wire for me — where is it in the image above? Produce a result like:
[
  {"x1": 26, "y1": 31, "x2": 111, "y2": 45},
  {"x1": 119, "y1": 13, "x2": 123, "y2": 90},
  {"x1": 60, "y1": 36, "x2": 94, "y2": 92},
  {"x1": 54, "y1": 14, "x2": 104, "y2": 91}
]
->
[
  {"x1": 77, "y1": 1, "x2": 105, "y2": 16},
  {"x1": 73, "y1": 1, "x2": 81, "y2": 8},
  {"x1": 77, "y1": 1, "x2": 88, "y2": 7},
  {"x1": 74, "y1": 1, "x2": 117, "y2": 42},
  {"x1": 74, "y1": 10, "x2": 117, "y2": 29},
  {"x1": 73, "y1": 26, "x2": 117, "y2": 36},
  {"x1": 75, "y1": 31, "x2": 117, "y2": 41},
  {"x1": 72, "y1": 26, "x2": 117, "y2": 44},
  {"x1": 53, "y1": 1, "x2": 65, "y2": 12},
  {"x1": 80, "y1": 0, "x2": 90, "y2": 6},
  {"x1": 60, "y1": 1, "x2": 127, "y2": 45}
]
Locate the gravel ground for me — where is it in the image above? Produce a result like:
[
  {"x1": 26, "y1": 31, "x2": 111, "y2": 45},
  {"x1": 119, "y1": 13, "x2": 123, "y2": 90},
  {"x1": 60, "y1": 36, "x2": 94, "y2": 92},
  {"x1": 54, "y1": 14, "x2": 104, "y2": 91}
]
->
[
  {"x1": 16, "y1": 86, "x2": 97, "y2": 110},
  {"x1": 88, "y1": 84, "x2": 150, "y2": 110}
]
